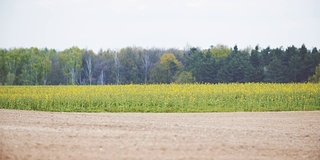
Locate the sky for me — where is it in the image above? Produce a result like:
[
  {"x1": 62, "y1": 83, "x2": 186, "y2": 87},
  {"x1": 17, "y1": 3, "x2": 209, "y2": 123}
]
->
[{"x1": 0, "y1": 0, "x2": 319, "y2": 52}]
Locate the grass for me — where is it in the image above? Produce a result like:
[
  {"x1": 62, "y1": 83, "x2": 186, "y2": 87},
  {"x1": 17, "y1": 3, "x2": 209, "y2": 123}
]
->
[{"x1": 0, "y1": 83, "x2": 319, "y2": 112}]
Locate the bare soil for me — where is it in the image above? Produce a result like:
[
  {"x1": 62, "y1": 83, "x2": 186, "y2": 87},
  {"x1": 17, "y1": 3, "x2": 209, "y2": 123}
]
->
[{"x1": 0, "y1": 109, "x2": 320, "y2": 160}]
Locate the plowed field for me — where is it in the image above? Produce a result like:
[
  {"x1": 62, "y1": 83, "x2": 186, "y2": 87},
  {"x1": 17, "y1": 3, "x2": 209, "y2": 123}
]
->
[{"x1": 1, "y1": 109, "x2": 320, "y2": 160}]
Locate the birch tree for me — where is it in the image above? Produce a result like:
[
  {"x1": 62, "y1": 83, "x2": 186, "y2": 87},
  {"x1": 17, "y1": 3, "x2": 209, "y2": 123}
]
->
[
  {"x1": 114, "y1": 52, "x2": 120, "y2": 84},
  {"x1": 60, "y1": 47, "x2": 83, "y2": 85}
]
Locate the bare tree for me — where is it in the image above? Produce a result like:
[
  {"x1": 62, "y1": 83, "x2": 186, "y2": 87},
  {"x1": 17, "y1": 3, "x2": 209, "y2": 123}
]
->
[
  {"x1": 98, "y1": 62, "x2": 107, "y2": 85},
  {"x1": 85, "y1": 54, "x2": 93, "y2": 85},
  {"x1": 142, "y1": 52, "x2": 150, "y2": 84},
  {"x1": 114, "y1": 52, "x2": 120, "y2": 84},
  {"x1": 82, "y1": 49, "x2": 96, "y2": 85}
]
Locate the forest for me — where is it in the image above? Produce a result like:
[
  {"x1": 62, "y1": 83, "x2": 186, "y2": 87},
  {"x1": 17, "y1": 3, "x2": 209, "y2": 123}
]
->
[{"x1": 0, "y1": 44, "x2": 319, "y2": 85}]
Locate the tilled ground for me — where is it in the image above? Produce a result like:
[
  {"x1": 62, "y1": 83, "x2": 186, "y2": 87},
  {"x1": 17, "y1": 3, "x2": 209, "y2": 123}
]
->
[{"x1": 0, "y1": 109, "x2": 320, "y2": 160}]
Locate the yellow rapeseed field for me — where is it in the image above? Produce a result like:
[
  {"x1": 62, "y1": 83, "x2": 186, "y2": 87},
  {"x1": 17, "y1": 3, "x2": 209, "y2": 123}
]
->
[{"x1": 0, "y1": 83, "x2": 319, "y2": 112}]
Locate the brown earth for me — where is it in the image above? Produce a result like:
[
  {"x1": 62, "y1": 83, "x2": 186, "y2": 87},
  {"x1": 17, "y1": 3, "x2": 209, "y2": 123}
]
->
[{"x1": 0, "y1": 109, "x2": 320, "y2": 160}]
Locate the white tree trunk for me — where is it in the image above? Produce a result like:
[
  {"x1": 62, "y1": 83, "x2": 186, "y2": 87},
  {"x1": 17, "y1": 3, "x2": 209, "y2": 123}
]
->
[
  {"x1": 85, "y1": 56, "x2": 92, "y2": 85},
  {"x1": 114, "y1": 53, "x2": 120, "y2": 84},
  {"x1": 143, "y1": 53, "x2": 150, "y2": 84},
  {"x1": 99, "y1": 69, "x2": 104, "y2": 85}
]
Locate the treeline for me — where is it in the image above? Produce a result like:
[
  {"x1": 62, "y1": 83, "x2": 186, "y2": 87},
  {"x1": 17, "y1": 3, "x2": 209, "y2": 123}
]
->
[{"x1": 0, "y1": 44, "x2": 319, "y2": 85}]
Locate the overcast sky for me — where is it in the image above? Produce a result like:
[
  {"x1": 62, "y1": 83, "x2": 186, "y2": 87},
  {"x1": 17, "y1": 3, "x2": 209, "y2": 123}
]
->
[{"x1": 1, "y1": 0, "x2": 319, "y2": 52}]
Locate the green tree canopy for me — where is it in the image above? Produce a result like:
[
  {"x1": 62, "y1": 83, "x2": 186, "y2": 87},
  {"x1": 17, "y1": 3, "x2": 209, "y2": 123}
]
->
[{"x1": 160, "y1": 53, "x2": 183, "y2": 83}]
